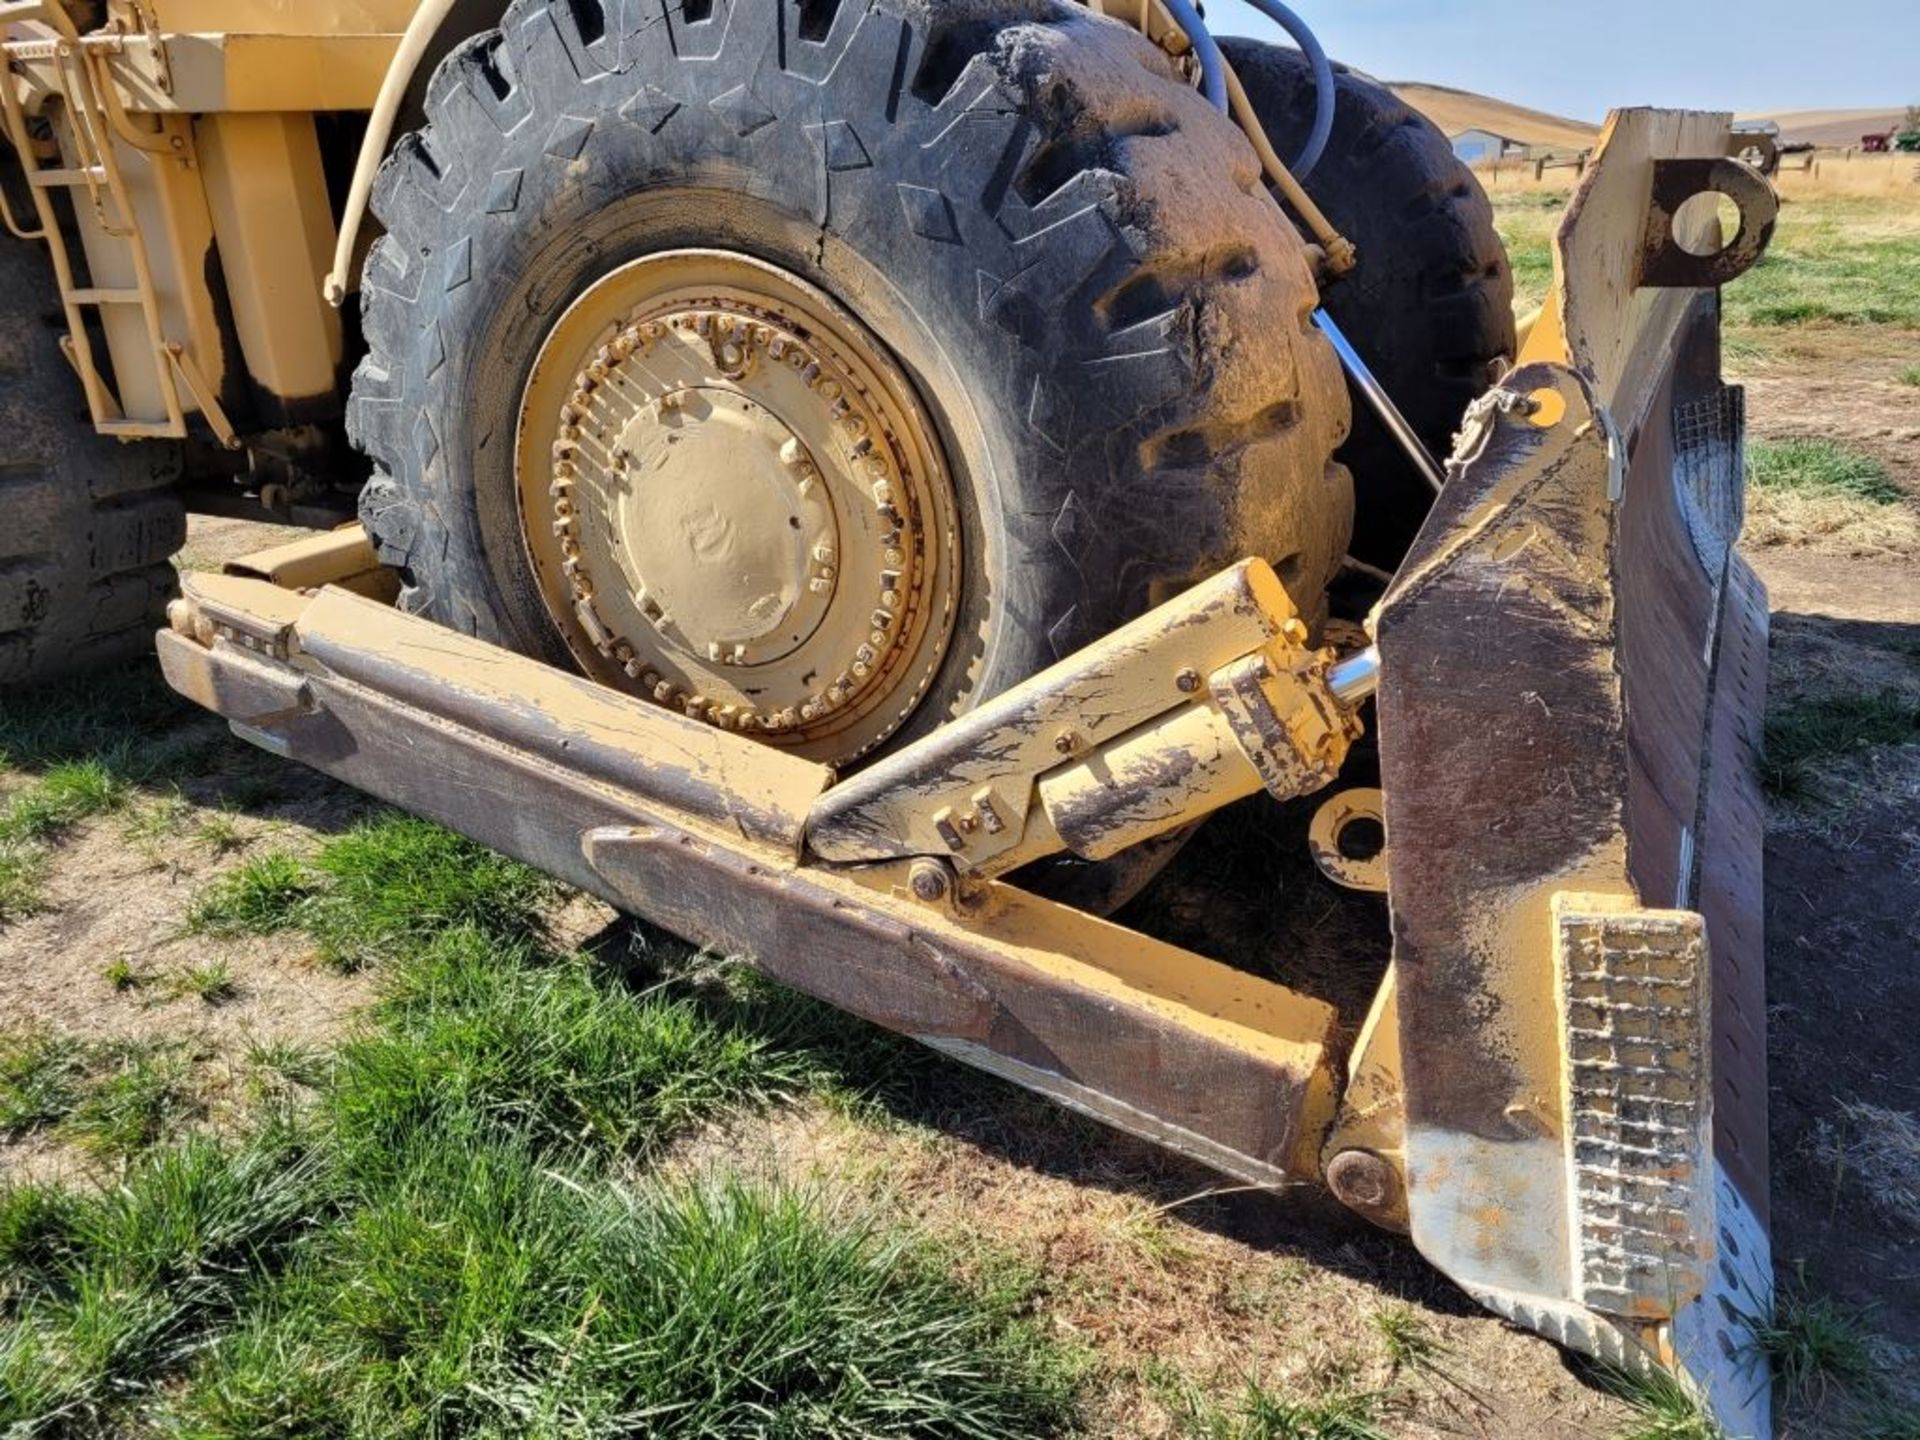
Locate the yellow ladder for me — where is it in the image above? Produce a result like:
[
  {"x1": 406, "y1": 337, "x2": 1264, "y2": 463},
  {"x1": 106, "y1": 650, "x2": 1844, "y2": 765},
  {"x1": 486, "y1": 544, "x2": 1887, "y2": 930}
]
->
[{"x1": 0, "y1": 0, "x2": 217, "y2": 441}]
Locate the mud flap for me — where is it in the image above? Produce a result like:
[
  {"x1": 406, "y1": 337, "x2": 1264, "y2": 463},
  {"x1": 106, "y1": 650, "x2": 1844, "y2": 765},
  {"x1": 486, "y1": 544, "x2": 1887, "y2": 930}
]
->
[{"x1": 1376, "y1": 350, "x2": 1772, "y2": 1435}]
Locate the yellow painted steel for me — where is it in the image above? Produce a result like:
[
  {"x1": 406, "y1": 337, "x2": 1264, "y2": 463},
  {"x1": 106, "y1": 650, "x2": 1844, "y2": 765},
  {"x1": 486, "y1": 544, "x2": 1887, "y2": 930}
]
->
[
  {"x1": 195, "y1": 111, "x2": 342, "y2": 408},
  {"x1": 806, "y1": 559, "x2": 1364, "y2": 877},
  {"x1": 1320, "y1": 974, "x2": 1407, "y2": 1230},
  {"x1": 1518, "y1": 109, "x2": 1772, "y2": 432},
  {"x1": 220, "y1": 524, "x2": 399, "y2": 601},
  {"x1": 515, "y1": 250, "x2": 962, "y2": 767},
  {"x1": 161, "y1": 545, "x2": 1351, "y2": 1190}
]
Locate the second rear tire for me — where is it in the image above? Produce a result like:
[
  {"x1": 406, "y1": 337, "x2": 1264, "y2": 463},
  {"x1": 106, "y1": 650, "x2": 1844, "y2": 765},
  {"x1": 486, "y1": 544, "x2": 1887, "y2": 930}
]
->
[
  {"x1": 1222, "y1": 39, "x2": 1516, "y2": 570},
  {"x1": 0, "y1": 224, "x2": 184, "y2": 689}
]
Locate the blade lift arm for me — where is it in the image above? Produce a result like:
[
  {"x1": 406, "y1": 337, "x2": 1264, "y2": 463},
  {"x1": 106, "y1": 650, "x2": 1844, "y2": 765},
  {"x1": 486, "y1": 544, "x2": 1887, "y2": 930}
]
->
[
  {"x1": 806, "y1": 559, "x2": 1376, "y2": 888},
  {"x1": 160, "y1": 545, "x2": 1380, "y2": 1196}
]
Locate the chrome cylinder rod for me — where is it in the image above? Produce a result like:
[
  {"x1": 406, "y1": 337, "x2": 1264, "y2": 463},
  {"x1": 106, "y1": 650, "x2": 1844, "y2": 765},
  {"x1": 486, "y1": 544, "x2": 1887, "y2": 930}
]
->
[
  {"x1": 1328, "y1": 647, "x2": 1381, "y2": 708},
  {"x1": 1314, "y1": 309, "x2": 1449, "y2": 496}
]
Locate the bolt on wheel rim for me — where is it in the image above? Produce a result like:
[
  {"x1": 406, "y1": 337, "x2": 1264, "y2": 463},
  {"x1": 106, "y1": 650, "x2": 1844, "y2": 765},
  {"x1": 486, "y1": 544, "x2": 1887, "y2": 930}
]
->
[{"x1": 516, "y1": 251, "x2": 961, "y2": 764}]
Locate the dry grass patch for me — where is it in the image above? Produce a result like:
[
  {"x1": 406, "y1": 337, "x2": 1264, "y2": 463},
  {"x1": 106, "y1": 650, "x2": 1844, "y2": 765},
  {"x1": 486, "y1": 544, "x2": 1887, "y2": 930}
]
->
[
  {"x1": 1747, "y1": 487, "x2": 1920, "y2": 552},
  {"x1": 1745, "y1": 438, "x2": 1919, "y2": 554},
  {"x1": 1816, "y1": 1102, "x2": 1920, "y2": 1231}
]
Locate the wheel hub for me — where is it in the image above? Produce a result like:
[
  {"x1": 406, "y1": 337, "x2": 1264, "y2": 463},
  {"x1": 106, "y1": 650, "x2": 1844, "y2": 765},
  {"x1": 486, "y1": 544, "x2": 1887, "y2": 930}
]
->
[
  {"x1": 614, "y1": 387, "x2": 838, "y2": 667},
  {"x1": 516, "y1": 252, "x2": 959, "y2": 763}
]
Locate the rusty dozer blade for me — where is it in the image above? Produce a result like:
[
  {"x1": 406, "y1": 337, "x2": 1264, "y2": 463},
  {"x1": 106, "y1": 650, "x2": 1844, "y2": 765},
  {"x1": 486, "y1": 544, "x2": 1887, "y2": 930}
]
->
[
  {"x1": 155, "y1": 108, "x2": 1777, "y2": 1439},
  {"x1": 1371, "y1": 111, "x2": 1776, "y2": 1437}
]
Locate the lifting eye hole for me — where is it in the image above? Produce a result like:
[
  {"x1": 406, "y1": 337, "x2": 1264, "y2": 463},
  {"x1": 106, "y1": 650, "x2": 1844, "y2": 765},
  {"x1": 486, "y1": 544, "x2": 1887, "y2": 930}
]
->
[
  {"x1": 1336, "y1": 816, "x2": 1385, "y2": 862},
  {"x1": 1309, "y1": 789, "x2": 1389, "y2": 893},
  {"x1": 1672, "y1": 190, "x2": 1743, "y2": 259}
]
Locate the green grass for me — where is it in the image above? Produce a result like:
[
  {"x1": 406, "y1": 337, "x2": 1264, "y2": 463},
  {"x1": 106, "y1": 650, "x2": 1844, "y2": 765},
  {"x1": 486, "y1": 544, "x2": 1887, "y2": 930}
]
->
[
  {"x1": 1898, "y1": 366, "x2": 1920, "y2": 387},
  {"x1": 1168, "y1": 1376, "x2": 1392, "y2": 1440},
  {"x1": 173, "y1": 1157, "x2": 1073, "y2": 1439},
  {"x1": 1601, "y1": 1366, "x2": 1719, "y2": 1440},
  {"x1": 167, "y1": 959, "x2": 239, "y2": 1007},
  {"x1": 0, "y1": 842, "x2": 43, "y2": 923},
  {"x1": 0, "y1": 1181, "x2": 82, "y2": 1304},
  {"x1": 1492, "y1": 193, "x2": 1920, "y2": 334},
  {"x1": 188, "y1": 850, "x2": 319, "y2": 937},
  {"x1": 1749, "y1": 1286, "x2": 1877, "y2": 1403},
  {"x1": 189, "y1": 814, "x2": 556, "y2": 970},
  {"x1": 244, "y1": 1039, "x2": 331, "y2": 1091},
  {"x1": 0, "y1": 1027, "x2": 200, "y2": 1158},
  {"x1": 0, "y1": 670, "x2": 267, "y2": 921},
  {"x1": 0, "y1": 1027, "x2": 87, "y2": 1137},
  {"x1": 1492, "y1": 197, "x2": 1567, "y2": 312},
  {"x1": 1371, "y1": 1304, "x2": 1441, "y2": 1372},
  {"x1": 1857, "y1": 1399, "x2": 1920, "y2": 1439},
  {"x1": 331, "y1": 925, "x2": 828, "y2": 1162},
  {"x1": 0, "y1": 668, "x2": 218, "y2": 780},
  {"x1": 1, "y1": 814, "x2": 1077, "y2": 1435},
  {"x1": 194, "y1": 809, "x2": 246, "y2": 856},
  {"x1": 0, "y1": 760, "x2": 138, "y2": 921},
  {"x1": 62, "y1": 1044, "x2": 199, "y2": 1157},
  {"x1": 1724, "y1": 214, "x2": 1920, "y2": 329},
  {"x1": 0, "y1": 759, "x2": 132, "y2": 845},
  {"x1": 1748, "y1": 438, "x2": 1904, "y2": 505},
  {"x1": 0, "y1": 1126, "x2": 334, "y2": 1426},
  {"x1": 1762, "y1": 691, "x2": 1920, "y2": 799}
]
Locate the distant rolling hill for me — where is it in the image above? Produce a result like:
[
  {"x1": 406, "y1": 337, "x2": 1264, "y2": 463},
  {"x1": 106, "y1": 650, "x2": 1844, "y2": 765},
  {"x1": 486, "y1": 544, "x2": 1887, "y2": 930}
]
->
[
  {"x1": 1377, "y1": 84, "x2": 1910, "y2": 156},
  {"x1": 1383, "y1": 82, "x2": 1599, "y2": 155},
  {"x1": 1736, "y1": 109, "x2": 1911, "y2": 148}
]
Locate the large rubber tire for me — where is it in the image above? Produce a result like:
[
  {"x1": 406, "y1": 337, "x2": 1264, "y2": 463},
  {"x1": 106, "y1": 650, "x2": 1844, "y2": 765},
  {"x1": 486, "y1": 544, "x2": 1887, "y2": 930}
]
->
[
  {"x1": 349, "y1": 0, "x2": 1353, "y2": 756},
  {"x1": 1220, "y1": 39, "x2": 1515, "y2": 569},
  {"x1": 0, "y1": 233, "x2": 185, "y2": 688}
]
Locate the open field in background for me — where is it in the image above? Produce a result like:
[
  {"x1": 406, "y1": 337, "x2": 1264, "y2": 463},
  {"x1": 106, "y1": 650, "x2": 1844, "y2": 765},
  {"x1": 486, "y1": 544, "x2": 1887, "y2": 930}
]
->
[{"x1": 0, "y1": 195, "x2": 1917, "y2": 1438}]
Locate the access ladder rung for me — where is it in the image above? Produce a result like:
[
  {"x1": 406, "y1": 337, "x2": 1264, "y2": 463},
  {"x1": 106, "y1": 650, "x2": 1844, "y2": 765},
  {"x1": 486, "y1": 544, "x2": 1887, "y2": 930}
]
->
[
  {"x1": 68, "y1": 287, "x2": 144, "y2": 306},
  {"x1": 94, "y1": 419, "x2": 174, "y2": 439},
  {"x1": 29, "y1": 166, "x2": 107, "y2": 188}
]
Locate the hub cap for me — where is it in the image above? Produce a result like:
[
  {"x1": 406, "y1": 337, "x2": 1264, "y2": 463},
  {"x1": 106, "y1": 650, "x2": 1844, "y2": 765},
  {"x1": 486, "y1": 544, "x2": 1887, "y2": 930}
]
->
[{"x1": 516, "y1": 252, "x2": 960, "y2": 764}]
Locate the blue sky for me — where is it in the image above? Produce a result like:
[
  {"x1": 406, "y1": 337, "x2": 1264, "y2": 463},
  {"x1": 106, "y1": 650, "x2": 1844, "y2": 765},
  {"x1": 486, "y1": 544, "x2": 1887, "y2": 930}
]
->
[{"x1": 1204, "y1": 0, "x2": 1918, "y2": 120}]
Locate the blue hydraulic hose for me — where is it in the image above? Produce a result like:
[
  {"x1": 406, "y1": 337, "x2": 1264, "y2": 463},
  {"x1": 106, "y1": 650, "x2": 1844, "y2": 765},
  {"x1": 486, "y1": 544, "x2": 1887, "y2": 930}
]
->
[
  {"x1": 1166, "y1": 2, "x2": 1446, "y2": 490},
  {"x1": 1235, "y1": 0, "x2": 1337, "y2": 180},
  {"x1": 1157, "y1": 0, "x2": 1229, "y2": 113},
  {"x1": 1156, "y1": 1, "x2": 1336, "y2": 183}
]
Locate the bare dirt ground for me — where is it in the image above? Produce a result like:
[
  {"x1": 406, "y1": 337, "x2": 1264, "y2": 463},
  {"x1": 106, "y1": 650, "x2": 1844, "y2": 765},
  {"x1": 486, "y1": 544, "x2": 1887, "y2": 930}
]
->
[{"x1": 1736, "y1": 323, "x2": 1920, "y2": 1388}]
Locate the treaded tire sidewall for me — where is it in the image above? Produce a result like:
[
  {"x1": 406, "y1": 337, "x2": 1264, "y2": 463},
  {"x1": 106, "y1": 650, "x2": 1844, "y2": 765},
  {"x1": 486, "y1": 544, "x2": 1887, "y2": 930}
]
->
[
  {"x1": 1220, "y1": 39, "x2": 1515, "y2": 568},
  {"x1": 351, "y1": 0, "x2": 1353, "y2": 752},
  {"x1": 0, "y1": 229, "x2": 184, "y2": 689}
]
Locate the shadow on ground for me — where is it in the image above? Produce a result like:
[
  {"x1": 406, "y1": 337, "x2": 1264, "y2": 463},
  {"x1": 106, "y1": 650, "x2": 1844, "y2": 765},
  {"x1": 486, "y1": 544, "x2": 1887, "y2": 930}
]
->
[{"x1": 1763, "y1": 608, "x2": 1920, "y2": 1365}]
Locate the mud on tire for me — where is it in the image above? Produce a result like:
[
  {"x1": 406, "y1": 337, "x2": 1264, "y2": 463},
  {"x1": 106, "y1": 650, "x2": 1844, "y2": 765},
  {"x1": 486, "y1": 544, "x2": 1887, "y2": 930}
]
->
[
  {"x1": 1222, "y1": 38, "x2": 1515, "y2": 569},
  {"x1": 0, "y1": 231, "x2": 184, "y2": 689},
  {"x1": 349, "y1": 0, "x2": 1353, "y2": 752}
]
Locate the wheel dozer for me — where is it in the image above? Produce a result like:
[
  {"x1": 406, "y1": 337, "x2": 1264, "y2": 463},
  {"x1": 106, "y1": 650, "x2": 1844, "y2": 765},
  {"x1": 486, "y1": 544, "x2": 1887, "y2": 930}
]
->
[{"x1": 3, "y1": 0, "x2": 1779, "y2": 1430}]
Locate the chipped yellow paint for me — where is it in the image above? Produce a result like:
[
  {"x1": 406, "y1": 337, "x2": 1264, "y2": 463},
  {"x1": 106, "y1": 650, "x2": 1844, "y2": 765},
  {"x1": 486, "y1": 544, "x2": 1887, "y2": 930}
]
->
[
  {"x1": 1520, "y1": 110, "x2": 1747, "y2": 431},
  {"x1": 1321, "y1": 973, "x2": 1409, "y2": 1230},
  {"x1": 163, "y1": 552, "x2": 1346, "y2": 1187},
  {"x1": 809, "y1": 559, "x2": 1364, "y2": 874}
]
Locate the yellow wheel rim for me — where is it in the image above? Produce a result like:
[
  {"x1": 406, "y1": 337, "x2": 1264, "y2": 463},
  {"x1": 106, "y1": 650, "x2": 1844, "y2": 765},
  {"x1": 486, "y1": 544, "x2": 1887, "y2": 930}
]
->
[{"x1": 516, "y1": 250, "x2": 961, "y2": 764}]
